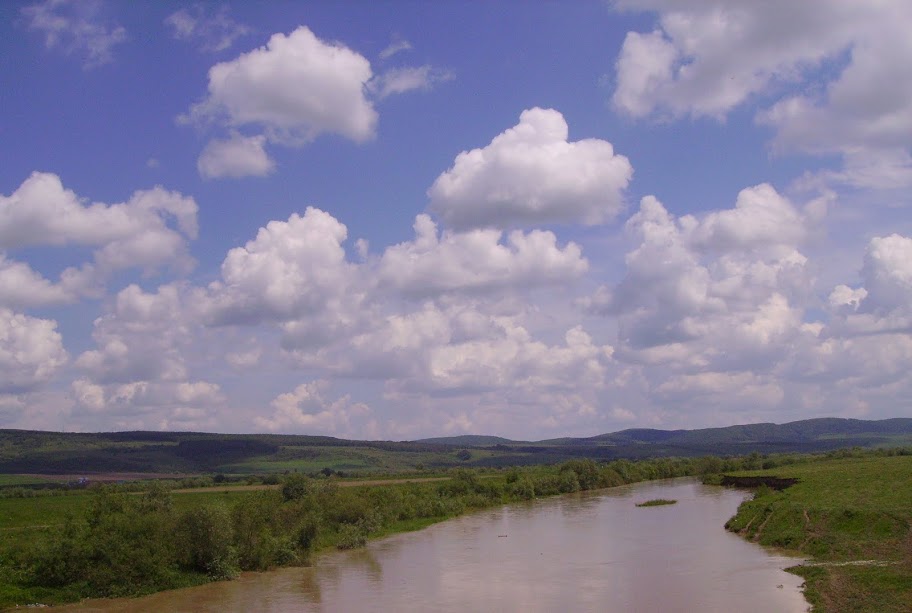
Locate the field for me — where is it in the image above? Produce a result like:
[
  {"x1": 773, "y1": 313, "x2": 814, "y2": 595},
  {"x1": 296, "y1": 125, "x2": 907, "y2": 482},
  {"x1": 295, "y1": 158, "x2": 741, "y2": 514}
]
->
[{"x1": 725, "y1": 454, "x2": 912, "y2": 612}]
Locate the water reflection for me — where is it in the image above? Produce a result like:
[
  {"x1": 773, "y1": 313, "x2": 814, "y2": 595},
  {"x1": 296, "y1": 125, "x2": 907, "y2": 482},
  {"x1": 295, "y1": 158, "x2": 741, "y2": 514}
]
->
[{"x1": 59, "y1": 479, "x2": 808, "y2": 612}]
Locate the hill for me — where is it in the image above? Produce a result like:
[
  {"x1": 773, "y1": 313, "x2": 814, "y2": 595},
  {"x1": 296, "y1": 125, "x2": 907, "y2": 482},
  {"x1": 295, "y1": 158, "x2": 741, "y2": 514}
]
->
[
  {"x1": 413, "y1": 435, "x2": 526, "y2": 446},
  {"x1": 1, "y1": 417, "x2": 910, "y2": 477}
]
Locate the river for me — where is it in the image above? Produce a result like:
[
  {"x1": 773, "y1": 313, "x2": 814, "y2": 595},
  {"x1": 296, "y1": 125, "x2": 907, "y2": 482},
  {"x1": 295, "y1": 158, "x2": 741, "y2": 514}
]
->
[{"x1": 60, "y1": 478, "x2": 808, "y2": 612}]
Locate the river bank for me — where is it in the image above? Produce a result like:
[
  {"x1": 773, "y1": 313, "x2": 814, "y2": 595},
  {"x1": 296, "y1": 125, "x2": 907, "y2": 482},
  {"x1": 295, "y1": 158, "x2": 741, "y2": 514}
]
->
[
  {"x1": 55, "y1": 479, "x2": 808, "y2": 612},
  {"x1": 724, "y1": 453, "x2": 912, "y2": 612},
  {"x1": 0, "y1": 457, "x2": 706, "y2": 608}
]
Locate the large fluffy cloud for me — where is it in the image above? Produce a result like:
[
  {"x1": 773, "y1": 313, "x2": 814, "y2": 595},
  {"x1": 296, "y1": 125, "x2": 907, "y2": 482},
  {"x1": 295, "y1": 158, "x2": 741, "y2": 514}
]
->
[
  {"x1": 185, "y1": 26, "x2": 377, "y2": 144},
  {"x1": 377, "y1": 214, "x2": 587, "y2": 297},
  {"x1": 72, "y1": 283, "x2": 227, "y2": 430},
  {"x1": 612, "y1": 0, "x2": 864, "y2": 119},
  {"x1": 783, "y1": 235, "x2": 912, "y2": 418},
  {"x1": 593, "y1": 184, "x2": 812, "y2": 371},
  {"x1": 0, "y1": 172, "x2": 198, "y2": 282},
  {"x1": 826, "y1": 234, "x2": 912, "y2": 335},
  {"x1": 71, "y1": 378, "x2": 225, "y2": 431},
  {"x1": 76, "y1": 284, "x2": 190, "y2": 384},
  {"x1": 0, "y1": 255, "x2": 76, "y2": 309},
  {"x1": 192, "y1": 207, "x2": 370, "y2": 353},
  {"x1": 428, "y1": 108, "x2": 633, "y2": 230},
  {"x1": 0, "y1": 309, "x2": 67, "y2": 393},
  {"x1": 285, "y1": 300, "x2": 614, "y2": 400},
  {"x1": 0, "y1": 172, "x2": 197, "y2": 249},
  {"x1": 612, "y1": 1, "x2": 912, "y2": 187},
  {"x1": 184, "y1": 25, "x2": 453, "y2": 179}
]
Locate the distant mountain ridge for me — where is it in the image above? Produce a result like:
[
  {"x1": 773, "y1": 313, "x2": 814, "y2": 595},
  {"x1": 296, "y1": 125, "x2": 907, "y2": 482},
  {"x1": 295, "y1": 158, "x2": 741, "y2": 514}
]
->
[
  {"x1": 414, "y1": 418, "x2": 912, "y2": 448},
  {"x1": 412, "y1": 435, "x2": 527, "y2": 446}
]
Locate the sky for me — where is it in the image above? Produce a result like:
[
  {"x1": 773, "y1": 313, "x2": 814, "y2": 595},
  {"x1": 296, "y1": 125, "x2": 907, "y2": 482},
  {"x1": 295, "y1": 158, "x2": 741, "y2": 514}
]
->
[{"x1": 0, "y1": 0, "x2": 910, "y2": 440}]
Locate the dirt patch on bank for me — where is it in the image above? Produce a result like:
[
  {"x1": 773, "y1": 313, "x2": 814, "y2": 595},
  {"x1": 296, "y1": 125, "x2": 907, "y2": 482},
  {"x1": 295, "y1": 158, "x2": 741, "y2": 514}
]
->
[
  {"x1": 170, "y1": 476, "x2": 451, "y2": 494},
  {"x1": 720, "y1": 475, "x2": 800, "y2": 490}
]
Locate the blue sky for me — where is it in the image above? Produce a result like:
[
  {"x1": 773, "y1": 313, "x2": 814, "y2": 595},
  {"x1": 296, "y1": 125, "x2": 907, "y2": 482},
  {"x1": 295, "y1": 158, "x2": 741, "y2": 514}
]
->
[{"x1": 1, "y1": 0, "x2": 910, "y2": 439}]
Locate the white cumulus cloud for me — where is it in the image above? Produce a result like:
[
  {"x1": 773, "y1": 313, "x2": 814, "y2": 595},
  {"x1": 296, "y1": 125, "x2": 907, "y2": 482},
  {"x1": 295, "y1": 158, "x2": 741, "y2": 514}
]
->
[
  {"x1": 428, "y1": 108, "x2": 633, "y2": 230},
  {"x1": 185, "y1": 26, "x2": 377, "y2": 144},
  {"x1": 0, "y1": 255, "x2": 76, "y2": 309},
  {"x1": 0, "y1": 309, "x2": 67, "y2": 393},
  {"x1": 193, "y1": 207, "x2": 366, "y2": 336},
  {"x1": 377, "y1": 214, "x2": 587, "y2": 297},
  {"x1": 0, "y1": 172, "x2": 198, "y2": 281},
  {"x1": 599, "y1": 186, "x2": 811, "y2": 371},
  {"x1": 613, "y1": 1, "x2": 912, "y2": 188},
  {"x1": 824, "y1": 234, "x2": 912, "y2": 336},
  {"x1": 76, "y1": 284, "x2": 190, "y2": 384}
]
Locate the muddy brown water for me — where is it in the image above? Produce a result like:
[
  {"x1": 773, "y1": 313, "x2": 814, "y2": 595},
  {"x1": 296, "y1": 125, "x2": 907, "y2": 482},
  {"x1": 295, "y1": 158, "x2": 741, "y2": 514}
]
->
[{"x1": 59, "y1": 479, "x2": 808, "y2": 612}]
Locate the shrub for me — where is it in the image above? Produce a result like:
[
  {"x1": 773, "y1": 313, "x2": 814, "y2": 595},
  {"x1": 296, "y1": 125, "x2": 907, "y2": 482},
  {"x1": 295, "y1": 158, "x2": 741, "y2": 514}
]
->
[
  {"x1": 508, "y1": 478, "x2": 536, "y2": 500},
  {"x1": 176, "y1": 504, "x2": 238, "y2": 579},
  {"x1": 294, "y1": 514, "x2": 320, "y2": 552},
  {"x1": 281, "y1": 473, "x2": 313, "y2": 502},
  {"x1": 560, "y1": 459, "x2": 600, "y2": 490},
  {"x1": 557, "y1": 471, "x2": 580, "y2": 493},
  {"x1": 231, "y1": 492, "x2": 282, "y2": 570},
  {"x1": 335, "y1": 523, "x2": 368, "y2": 550}
]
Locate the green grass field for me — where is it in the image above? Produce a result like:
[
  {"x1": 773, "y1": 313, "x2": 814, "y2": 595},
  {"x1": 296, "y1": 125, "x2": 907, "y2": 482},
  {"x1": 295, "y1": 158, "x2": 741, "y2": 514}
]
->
[
  {"x1": 725, "y1": 455, "x2": 912, "y2": 612},
  {"x1": 0, "y1": 475, "x2": 56, "y2": 487}
]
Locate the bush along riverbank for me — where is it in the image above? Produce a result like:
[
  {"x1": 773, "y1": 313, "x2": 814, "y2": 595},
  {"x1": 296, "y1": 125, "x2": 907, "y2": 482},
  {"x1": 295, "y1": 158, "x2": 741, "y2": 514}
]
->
[{"x1": 722, "y1": 451, "x2": 912, "y2": 612}]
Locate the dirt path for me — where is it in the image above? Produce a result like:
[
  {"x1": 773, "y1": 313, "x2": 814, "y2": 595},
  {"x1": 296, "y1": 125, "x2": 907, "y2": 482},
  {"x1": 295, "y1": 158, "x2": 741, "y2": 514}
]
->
[
  {"x1": 169, "y1": 476, "x2": 451, "y2": 494},
  {"x1": 12, "y1": 472, "x2": 199, "y2": 482}
]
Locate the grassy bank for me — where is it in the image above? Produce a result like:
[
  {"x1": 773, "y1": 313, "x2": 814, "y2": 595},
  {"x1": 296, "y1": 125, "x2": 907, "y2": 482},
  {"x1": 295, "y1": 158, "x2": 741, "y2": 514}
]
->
[{"x1": 723, "y1": 453, "x2": 912, "y2": 612}]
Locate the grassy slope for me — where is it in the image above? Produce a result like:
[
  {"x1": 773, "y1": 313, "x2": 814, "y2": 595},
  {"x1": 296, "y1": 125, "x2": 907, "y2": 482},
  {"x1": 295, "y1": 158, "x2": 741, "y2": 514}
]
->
[{"x1": 724, "y1": 455, "x2": 912, "y2": 612}]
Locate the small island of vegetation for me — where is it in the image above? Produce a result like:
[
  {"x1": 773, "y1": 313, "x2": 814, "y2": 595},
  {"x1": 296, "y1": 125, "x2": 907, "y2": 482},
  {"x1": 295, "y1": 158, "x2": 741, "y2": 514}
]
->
[{"x1": 636, "y1": 498, "x2": 677, "y2": 507}]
